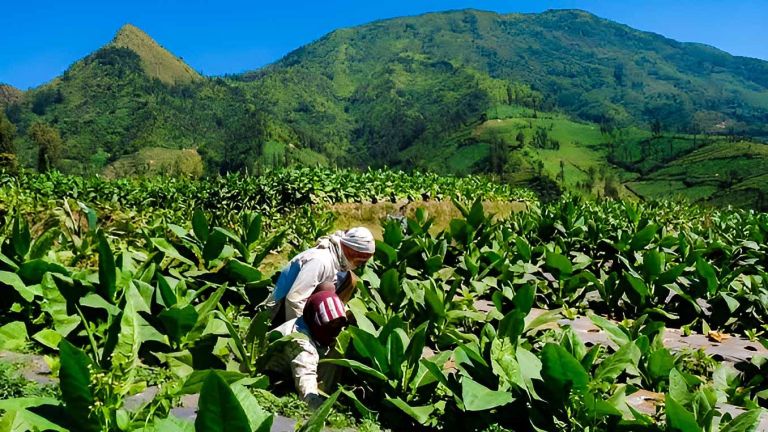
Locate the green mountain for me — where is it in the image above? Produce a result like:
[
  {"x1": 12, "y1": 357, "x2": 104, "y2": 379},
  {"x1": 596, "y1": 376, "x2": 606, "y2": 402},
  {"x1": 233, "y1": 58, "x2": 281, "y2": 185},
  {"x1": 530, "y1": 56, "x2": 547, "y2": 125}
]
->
[
  {"x1": 3, "y1": 9, "x2": 768, "y2": 208},
  {"x1": 240, "y1": 9, "x2": 768, "y2": 164},
  {"x1": 5, "y1": 27, "x2": 262, "y2": 174}
]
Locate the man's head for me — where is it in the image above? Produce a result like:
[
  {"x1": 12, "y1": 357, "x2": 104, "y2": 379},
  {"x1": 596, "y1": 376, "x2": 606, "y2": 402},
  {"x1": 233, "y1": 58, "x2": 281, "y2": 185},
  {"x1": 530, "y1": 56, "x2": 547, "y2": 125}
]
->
[
  {"x1": 303, "y1": 291, "x2": 347, "y2": 346},
  {"x1": 339, "y1": 227, "x2": 375, "y2": 270}
]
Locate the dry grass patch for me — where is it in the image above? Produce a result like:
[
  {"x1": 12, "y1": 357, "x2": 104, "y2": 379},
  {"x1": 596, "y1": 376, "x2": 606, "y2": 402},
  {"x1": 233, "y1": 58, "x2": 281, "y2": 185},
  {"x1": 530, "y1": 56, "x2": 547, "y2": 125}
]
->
[{"x1": 331, "y1": 200, "x2": 529, "y2": 238}]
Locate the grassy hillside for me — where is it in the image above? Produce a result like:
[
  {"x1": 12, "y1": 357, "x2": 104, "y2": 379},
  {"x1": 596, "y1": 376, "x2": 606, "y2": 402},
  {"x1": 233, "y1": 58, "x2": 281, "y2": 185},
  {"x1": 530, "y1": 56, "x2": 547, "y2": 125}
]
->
[
  {"x1": 110, "y1": 24, "x2": 201, "y2": 85},
  {"x1": 627, "y1": 141, "x2": 768, "y2": 207},
  {"x1": 465, "y1": 104, "x2": 768, "y2": 207},
  {"x1": 101, "y1": 147, "x2": 204, "y2": 178}
]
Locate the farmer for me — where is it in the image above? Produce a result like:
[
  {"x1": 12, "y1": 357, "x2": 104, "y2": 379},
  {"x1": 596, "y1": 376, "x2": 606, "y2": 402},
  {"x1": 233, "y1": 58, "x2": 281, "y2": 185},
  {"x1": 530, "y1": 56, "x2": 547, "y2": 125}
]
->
[
  {"x1": 265, "y1": 227, "x2": 375, "y2": 325},
  {"x1": 265, "y1": 290, "x2": 348, "y2": 408}
]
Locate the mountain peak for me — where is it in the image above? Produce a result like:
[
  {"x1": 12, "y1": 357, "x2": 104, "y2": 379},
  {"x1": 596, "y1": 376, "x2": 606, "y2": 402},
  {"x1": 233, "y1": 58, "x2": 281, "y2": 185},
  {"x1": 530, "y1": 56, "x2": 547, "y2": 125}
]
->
[{"x1": 109, "y1": 23, "x2": 200, "y2": 85}]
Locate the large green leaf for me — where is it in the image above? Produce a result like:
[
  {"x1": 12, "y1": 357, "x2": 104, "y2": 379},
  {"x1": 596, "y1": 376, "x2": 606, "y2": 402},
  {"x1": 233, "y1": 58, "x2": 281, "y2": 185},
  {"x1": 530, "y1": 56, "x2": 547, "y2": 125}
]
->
[
  {"x1": 642, "y1": 250, "x2": 664, "y2": 278},
  {"x1": 630, "y1": 224, "x2": 658, "y2": 251},
  {"x1": 379, "y1": 268, "x2": 402, "y2": 307},
  {"x1": 113, "y1": 287, "x2": 166, "y2": 368},
  {"x1": 406, "y1": 322, "x2": 429, "y2": 374},
  {"x1": 97, "y1": 230, "x2": 116, "y2": 301},
  {"x1": 28, "y1": 227, "x2": 59, "y2": 260},
  {"x1": 540, "y1": 343, "x2": 589, "y2": 399},
  {"x1": 512, "y1": 284, "x2": 536, "y2": 314},
  {"x1": 374, "y1": 240, "x2": 397, "y2": 268},
  {"x1": 648, "y1": 348, "x2": 675, "y2": 382},
  {"x1": 298, "y1": 389, "x2": 341, "y2": 432},
  {"x1": 720, "y1": 410, "x2": 763, "y2": 432},
  {"x1": 159, "y1": 305, "x2": 198, "y2": 345},
  {"x1": 145, "y1": 415, "x2": 194, "y2": 432},
  {"x1": 347, "y1": 327, "x2": 388, "y2": 372},
  {"x1": 320, "y1": 358, "x2": 389, "y2": 381},
  {"x1": 243, "y1": 213, "x2": 262, "y2": 245},
  {"x1": 192, "y1": 209, "x2": 209, "y2": 243},
  {"x1": 346, "y1": 298, "x2": 376, "y2": 334},
  {"x1": 461, "y1": 377, "x2": 514, "y2": 411},
  {"x1": 384, "y1": 397, "x2": 434, "y2": 425},
  {"x1": 187, "y1": 285, "x2": 226, "y2": 342},
  {"x1": 382, "y1": 221, "x2": 403, "y2": 248},
  {"x1": 224, "y1": 259, "x2": 263, "y2": 283},
  {"x1": 11, "y1": 214, "x2": 31, "y2": 259},
  {"x1": 665, "y1": 396, "x2": 699, "y2": 432},
  {"x1": 588, "y1": 313, "x2": 630, "y2": 346},
  {"x1": 32, "y1": 328, "x2": 62, "y2": 350},
  {"x1": 0, "y1": 270, "x2": 35, "y2": 302},
  {"x1": 467, "y1": 199, "x2": 485, "y2": 227},
  {"x1": 668, "y1": 368, "x2": 693, "y2": 405},
  {"x1": 545, "y1": 252, "x2": 572, "y2": 276},
  {"x1": 0, "y1": 321, "x2": 28, "y2": 350},
  {"x1": 491, "y1": 338, "x2": 525, "y2": 391},
  {"x1": 625, "y1": 274, "x2": 649, "y2": 303},
  {"x1": 151, "y1": 238, "x2": 195, "y2": 265},
  {"x1": 515, "y1": 237, "x2": 532, "y2": 261},
  {"x1": 17, "y1": 259, "x2": 68, "y2": 284},
  {"x1": 696, "y1": 257, "x2": 719, "y2": 294},
  {"x1": 80, "y1": 293, "x2": 121, "y2": 316},
  {"x1": 202, "y1": 230, "x2": 227, "y2": 262},
  {"x1": 194, "y1": 372, "x2": 251, "y2": 432},
  {"x1": 230, "y1": 383, "x2": 273, "y2": 432},
  {"x1": 516, "y1": 346, "x2": 543, "y2": 400},
  {"x1": 0, "y1": 403, "x2": 67, "y2": 432},
  {"x1": 498, "y1": 310, "x2": 525, "y2": 344},
  {"x1": 157, "y1": 274, "x2": 178, "y2": 308},
  {"x1": 594, "y1": 342, "x2": 640, "y2": 382},
  {"x1": 180, "y1": 370, "x2": 247, "y2": 394},
  {"x1": 58, "y1": 339, "x2": 98, "y2": 432},
  {"x1": 40, "y1": 273, "x2": 80, "y2": 337}
]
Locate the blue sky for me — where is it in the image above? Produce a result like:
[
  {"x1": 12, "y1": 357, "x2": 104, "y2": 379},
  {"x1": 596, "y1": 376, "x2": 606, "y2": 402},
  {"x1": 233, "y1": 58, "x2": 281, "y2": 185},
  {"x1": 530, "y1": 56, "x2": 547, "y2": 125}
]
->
[{"x1": 1, "y1": 0, "x2": 767, "y2": 89}]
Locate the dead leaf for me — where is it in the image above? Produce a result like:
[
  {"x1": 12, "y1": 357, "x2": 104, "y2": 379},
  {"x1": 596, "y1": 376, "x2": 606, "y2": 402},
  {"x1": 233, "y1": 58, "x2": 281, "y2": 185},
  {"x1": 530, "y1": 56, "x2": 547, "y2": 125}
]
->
[{"x1": 707, "y1": 331, "x2": 730, "y2": 343}]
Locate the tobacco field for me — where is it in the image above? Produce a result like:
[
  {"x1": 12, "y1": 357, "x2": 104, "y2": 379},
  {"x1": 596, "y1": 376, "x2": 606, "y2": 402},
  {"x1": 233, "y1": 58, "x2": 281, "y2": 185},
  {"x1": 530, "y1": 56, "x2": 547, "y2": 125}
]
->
[{"x1": 0, "y1": 169, "x2": 766, "y2": 431}]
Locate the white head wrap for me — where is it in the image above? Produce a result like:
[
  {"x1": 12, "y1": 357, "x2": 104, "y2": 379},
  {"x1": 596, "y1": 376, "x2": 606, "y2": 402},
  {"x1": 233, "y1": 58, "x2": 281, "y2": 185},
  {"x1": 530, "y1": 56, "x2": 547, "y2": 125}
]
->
[
  {"x1": 340, "y1": 227, "x2": 375, "y2": 254},
  {"x1": 316, "y1": 227, "x2": 375, "y2": 272}
]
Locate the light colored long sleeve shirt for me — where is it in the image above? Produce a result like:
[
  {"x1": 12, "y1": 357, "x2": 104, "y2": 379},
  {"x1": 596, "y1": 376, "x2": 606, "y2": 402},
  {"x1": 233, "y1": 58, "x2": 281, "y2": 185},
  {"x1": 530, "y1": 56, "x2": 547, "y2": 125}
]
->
[{"x1": 266, "y1": 248, "x2": 340, "y2": 321}]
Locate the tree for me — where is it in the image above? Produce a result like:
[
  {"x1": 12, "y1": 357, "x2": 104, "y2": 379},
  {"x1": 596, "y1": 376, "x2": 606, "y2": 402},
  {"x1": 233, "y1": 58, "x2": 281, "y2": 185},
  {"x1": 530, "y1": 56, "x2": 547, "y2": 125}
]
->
[
  {"x1": 650, "y1": 118, "x2": 663, "y2": 137},
  {"x1": 533, "y1": 127, "x2": 549, "y2": 149},
  {"x1": 515, "y1": 131, "x2": 525, "y2": 147},
  {"x1": 29, "y1": 122, "x2": 63, "y2": 172},
  {"x1": 613, "y1": 63, "x2": 625, "y2": 86},
  {"x1": 556, "y1": 160, "x2": 566, "y2": 184},
  {"x1": 603, "y1": 173, "x2": 621, "y2": 199},
  {"x1": 0, "y1": 111, "x2": 17, "y2": 172}
]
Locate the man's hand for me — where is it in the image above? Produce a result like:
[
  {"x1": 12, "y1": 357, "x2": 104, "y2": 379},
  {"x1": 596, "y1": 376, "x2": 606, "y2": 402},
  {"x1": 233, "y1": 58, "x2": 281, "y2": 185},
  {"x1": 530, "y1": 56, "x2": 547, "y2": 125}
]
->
[{"x1": 304, "y1": 393, "x2": 327, "y2": 410}]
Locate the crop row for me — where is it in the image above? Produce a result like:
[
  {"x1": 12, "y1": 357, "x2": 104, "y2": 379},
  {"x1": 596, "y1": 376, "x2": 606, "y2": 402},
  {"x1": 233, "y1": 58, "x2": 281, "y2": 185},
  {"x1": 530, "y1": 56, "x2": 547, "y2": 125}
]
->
[
  {"x1": 0, "y1": 192, "x2": 766, "y2": 430},
  {"x1": 0, "y1": 169, "x2": 537, "y2": 219}
]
